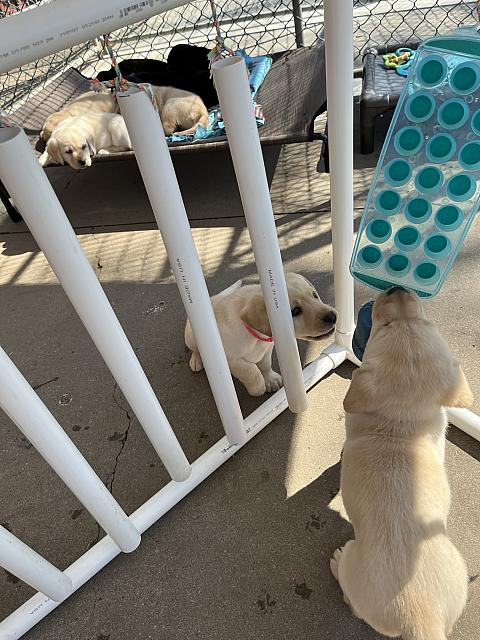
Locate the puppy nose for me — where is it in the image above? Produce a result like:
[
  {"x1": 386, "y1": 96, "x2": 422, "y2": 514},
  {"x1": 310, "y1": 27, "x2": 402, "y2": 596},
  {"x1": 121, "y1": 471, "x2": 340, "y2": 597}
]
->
[
  {"x1": 79, "y1": 159, "x2": 86, "y2": 167},
  {"x1": 324, "y1": 310, "x2": 337, "y2": 325},
  {"x1": 387, "y1": 286, "x2": 406, "y2": 296}
]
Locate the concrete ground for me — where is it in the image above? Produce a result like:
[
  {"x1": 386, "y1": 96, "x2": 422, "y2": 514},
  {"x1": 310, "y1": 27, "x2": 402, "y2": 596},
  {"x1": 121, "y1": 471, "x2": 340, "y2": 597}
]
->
[{"x1": 0, "y1": 109, "x2": 479, "y2": 640}]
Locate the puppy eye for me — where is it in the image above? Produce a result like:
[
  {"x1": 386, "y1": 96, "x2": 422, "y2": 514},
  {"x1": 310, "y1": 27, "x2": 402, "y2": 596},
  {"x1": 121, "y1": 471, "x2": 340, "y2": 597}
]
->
[
  {"x1": 312, "y1": 291, "x2": 319, "y2": 299},
  {"x1": 65, "y1": 149, "x2": 72, "y2": 154},
  {"x1": 291, "y1": 306, "x2": 302, "y2": 317},
  {"x1": 81, "y1": 144, "x2": 87, "y2": 150}
]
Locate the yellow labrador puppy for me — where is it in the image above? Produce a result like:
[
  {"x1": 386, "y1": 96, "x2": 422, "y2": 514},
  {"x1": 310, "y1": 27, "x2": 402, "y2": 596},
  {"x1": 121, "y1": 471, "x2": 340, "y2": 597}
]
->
[
  {"x1": 39, "y1": 113, "x2": 132, "y2": 169},
  {"x1": 41, "y1": 90, "x2": 117, "y2": 141},
  {"x1": 331, "y1": 287, "x2": 472, "y2": 640},
  {"x1": 185, "y1": 273, "x2": 337, "y2": 396},
  {"x1": 152, "y1": 86, "x2": 209, "y2": 136}
]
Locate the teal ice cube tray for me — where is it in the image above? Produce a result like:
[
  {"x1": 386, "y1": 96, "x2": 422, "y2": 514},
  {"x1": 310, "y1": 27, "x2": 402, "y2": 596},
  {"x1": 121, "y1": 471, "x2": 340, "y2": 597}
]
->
[{"x1": 351, "y1": 31, "x2": 480, "y2": 297}]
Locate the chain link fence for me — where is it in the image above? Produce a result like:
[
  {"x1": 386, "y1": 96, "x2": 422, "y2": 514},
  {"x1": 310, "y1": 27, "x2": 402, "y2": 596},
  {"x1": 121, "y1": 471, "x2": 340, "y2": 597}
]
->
[{"x1": 0, "y1": 0, "x2": 477, "y2": 110}]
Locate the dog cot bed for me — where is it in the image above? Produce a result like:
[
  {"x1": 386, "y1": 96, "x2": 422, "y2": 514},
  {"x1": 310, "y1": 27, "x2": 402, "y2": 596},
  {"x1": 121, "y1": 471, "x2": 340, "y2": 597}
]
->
[
  {"x1": 0, "y1": 42, "x2": 328, "y2": 222},
  {"x1": 360, "y1": 38, "x2": 422, "y2": 154}
]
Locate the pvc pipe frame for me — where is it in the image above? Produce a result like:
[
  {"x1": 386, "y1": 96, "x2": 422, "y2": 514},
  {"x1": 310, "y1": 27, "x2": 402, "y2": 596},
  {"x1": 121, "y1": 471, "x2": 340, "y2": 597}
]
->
[
  {"x1": 0, "y1": 346, "x2": 140, "y2": 555},
  {"x1": 0, "y1": 127, "x2": 190, "y2": 484},
  {"x1": 0, "y1": 343, "x2": 347, "y2": 640},
  {"x1": 117, "y1": 88, "x2": 246, "y2": 446},
  {"x1": 0, "y1": 526, "x2": 73, "y2": 603}
]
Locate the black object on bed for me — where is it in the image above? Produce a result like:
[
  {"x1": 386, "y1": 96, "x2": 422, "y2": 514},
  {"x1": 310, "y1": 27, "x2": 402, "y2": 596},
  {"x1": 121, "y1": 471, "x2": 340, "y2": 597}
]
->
[
  {"x1": 1, "y1": 42, "x2": 328, "y2": 222},
  {"x1": 359, "y1": 38, "x2": 421, "y2": 154}
]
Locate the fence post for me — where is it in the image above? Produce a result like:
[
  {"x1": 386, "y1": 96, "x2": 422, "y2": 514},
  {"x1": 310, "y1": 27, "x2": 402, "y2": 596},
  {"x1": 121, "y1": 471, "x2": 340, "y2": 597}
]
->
[{"x1": 292, "y1": 0, "x2": 304, "y2": 48}]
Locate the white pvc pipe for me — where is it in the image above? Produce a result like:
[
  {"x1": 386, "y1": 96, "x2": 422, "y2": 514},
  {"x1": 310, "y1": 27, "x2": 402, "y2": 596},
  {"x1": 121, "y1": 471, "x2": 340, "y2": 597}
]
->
[
  {"x1": 0, "y1": 0, "x2": 192, "y2": 74},
  {"x1": 0, "y1": 343, "x2": 347, "y2": 640},
  {"x1": 447, "y1": 407, "x2": 480, "y2": 442},
  {"x1": 0, "y1": 526, "x2": 73, "y2": 603},
  {"x1": 0, "y1": 346, "x2": 140, "y2": 554},
  {"x1": 324, "y1": 0, "x2": 356, "y2": 348},
  {"x1": 212, "y1": 57, "x2": 308, "y2": 414},
  {"x1": 0, "y1": 127, "x2": 190, "y2": 483},
  {"x1": 117, "y1": 89, "x2": 246, "y2": 446}
]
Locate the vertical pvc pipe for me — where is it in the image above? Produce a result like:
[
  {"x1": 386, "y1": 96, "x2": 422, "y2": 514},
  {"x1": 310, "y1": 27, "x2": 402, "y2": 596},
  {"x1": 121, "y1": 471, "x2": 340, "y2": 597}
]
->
[
  {"x1": 324, "y1": 0, "x2": 356, "y2": 348},
  {"x1": 0, "y1": 346, "x2": 140, "y2": 553},
  {"x1": 212, "y1": 57, "x2": 308, "y2": 413},
  {"x1": 0, "y1": 526, "x2": 73, "y2": 602},
  {"x1": 0, "y1": 127, "x2": 190, "y2": 483},
  {"x1": 117, "y1": 89, "x2": 246, "y2": 446}
]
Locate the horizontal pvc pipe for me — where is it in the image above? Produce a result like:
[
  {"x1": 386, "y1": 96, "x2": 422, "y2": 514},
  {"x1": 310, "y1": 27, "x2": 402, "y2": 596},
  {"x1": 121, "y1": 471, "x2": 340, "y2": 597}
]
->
[
  {"x1": 324, "y1": 0, "x2": 356, "y2": 348},
  {"x1": 0, "y1": 0, "x2": 191, "y2": 74},
  {"x1": 0, "y1": 526, "x2": 73, "y2": 603},
  {"x1": 447, "y1": 407, "x2": 480, "y2": 442},
  {"x1": 0, "y1": 343, "x2": 347, "y2": 640},
  {"x1": 0, "y1": 346, "x2": 140, "y2": 554},
  {"x1": 0, "y1": 127, "x2": 190, "y2": 483},
  {"x1": 117, "y1": 89, "x2": 246, "y2": 446},
  {"x1": 212, "y1": 57, "x2": 308, "y2": 414}
]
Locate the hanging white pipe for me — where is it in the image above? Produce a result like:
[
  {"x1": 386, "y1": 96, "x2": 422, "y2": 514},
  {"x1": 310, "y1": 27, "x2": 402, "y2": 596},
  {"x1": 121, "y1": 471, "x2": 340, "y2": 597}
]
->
[
  {"x1": 0, "y1": 343, "x2": 347, "y2": 640},
  {"x1": 324, "y1": 0, "x2": 356, "y2": 348},
  {"x1": 0, "y1": 346, "x2": 140, "y2": 554},
  {"x1": 0, "y1": 526, "x2": 73, "y2": 603},
  {"x1": 0, "y1": 127, "x2": 190, "y2": 483},
  {"x1": 0, "y1": 0, "x2": 192, "y2": 75},
  {"x1": 117, "y1": 88, "x2": 246, "y2": 446},
  {"x1": 211, "y1": 57, "x2": 308, "y2": 414}
]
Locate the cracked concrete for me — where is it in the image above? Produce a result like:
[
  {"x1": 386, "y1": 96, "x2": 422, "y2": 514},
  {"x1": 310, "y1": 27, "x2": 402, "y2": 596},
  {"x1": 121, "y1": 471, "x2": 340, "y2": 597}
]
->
[{"x1": 0, "y1": 111, "x2": 479, "y2": 639}]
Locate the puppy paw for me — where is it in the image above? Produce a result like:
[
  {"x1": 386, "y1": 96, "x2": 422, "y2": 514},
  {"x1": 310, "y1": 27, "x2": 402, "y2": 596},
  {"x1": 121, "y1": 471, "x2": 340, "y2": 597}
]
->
[
  {"x1": 246, "y1": 379, "x2": 267, "y2": 397},
  {"x1": 263, "y1": 370, "x2": 283, "y2": 393},
  {"x1": 38, "y1": 151, "x2": 50, "y2": 167},
  {"x1": 189, "y1": 351, "x2": 203, "y2": 372},
  {"x1": 330, "y1": 548, "x2": 343, "y2": 582},
  {"x1": 97, "y1": 149, "x2": 110, "y2": 155}
]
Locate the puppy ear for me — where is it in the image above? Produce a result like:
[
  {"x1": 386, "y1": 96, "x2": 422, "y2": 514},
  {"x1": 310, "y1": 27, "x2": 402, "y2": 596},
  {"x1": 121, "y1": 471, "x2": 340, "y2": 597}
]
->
[
  {"x1": 441, "y1": 364, "x2": 473, "y2": 409},
  {"x1": 343, "y1": 366, "x2": 377, "y2": 414},
  {"x1": 86, "y1": 135, "x2": 96, "y2": 156},
  {"x1": 240, "y1": 294, "x2": 271, "y2": 337},
  {"x1": 46, "y1": 137, "x2": 64, "y2": 165}
]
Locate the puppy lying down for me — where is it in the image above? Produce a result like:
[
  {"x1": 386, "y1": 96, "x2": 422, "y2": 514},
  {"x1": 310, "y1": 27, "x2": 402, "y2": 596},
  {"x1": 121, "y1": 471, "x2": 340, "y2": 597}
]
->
[
  {"x1": 331, "y1": 287, "x2": 472, "y2": 640},
  {"x1": 39, "y1": 113, "x2": 132, "y2": 169},
  {"x1": 152, "y1": 85, "x2": 209, "y2": 136},
  {"x1": 40, "y1": 90, "x2": 117, "y2": 142},
  {"x1": 185, "y1": 273, "x2": 337, "y2": 396}
]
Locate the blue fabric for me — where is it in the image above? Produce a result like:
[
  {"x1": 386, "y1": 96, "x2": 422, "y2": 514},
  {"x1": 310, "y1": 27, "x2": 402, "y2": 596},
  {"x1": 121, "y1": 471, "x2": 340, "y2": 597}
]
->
[{"x1": 166, "y1": 52, "x2": 272, "y2": 145}]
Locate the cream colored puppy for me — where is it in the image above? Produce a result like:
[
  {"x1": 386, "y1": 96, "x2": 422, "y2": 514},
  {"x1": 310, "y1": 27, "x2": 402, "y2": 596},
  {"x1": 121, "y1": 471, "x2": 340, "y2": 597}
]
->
[
  {"x1": 152, "y1": 86, "x2": 209, "y2": 136},
  {"x1": 185, "y1": 273, "x2": 337, "y2": 396},
  {"x1": 331, "y1": 287, "x2": 472, "y2": 640},
  {"x1": 41, "y1": 91, "x2": 117, "y2": 141},
  {"x1": 39, "y1": 113, "x2": 132, "y2": 169}
]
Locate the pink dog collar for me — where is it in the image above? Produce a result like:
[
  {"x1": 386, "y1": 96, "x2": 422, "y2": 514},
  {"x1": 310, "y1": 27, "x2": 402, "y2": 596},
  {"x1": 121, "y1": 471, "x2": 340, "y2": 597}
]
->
[{"x1": 242, "y1": 322, "x2": 274, "y2": 343}]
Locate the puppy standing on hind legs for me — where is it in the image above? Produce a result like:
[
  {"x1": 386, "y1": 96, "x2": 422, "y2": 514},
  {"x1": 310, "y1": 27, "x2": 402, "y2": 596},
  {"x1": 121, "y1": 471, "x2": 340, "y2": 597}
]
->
[{"x1": 331, "y1": 287, "x2": 472, "y2": 640}]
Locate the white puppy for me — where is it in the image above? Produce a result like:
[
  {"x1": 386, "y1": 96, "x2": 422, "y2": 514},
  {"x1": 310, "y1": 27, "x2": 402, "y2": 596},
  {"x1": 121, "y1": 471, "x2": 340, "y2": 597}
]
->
[
  {"x1": 331, "y1": 287, "x2": 472, "y2": 640},
  {"x1": 39, "y1": 113, "x2": 131, "y2": 169},
  {"x1": 185, "y1": 273, "x2": 337, "y2": 396},
  {"x1": 40, "y1": 90, "x2": 117, "y2": 141},
  {"x1": 152, "y1": 86, "x2": 209, "y2": 136}
]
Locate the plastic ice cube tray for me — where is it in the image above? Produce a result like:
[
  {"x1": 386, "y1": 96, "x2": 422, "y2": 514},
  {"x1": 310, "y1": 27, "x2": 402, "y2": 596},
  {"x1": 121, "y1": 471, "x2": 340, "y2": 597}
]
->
[{"x1": 351, "y1": 31, "x2": 480, "y2": 297}]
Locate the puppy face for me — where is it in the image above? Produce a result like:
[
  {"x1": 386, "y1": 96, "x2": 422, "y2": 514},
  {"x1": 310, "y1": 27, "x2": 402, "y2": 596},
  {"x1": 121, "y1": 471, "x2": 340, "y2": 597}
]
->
[
  {"x1": 46, "y1": 124, "x2": 94, "y2": 169},
  {"x1": 241, "y1": 273, "x2": 337, "y2": 339},
  {"x1": 286, "y1": 273, "x2": 337, "y2": 340},
  {"x1": 344, "y1": 287, "x2": 472, "y2": 415}
]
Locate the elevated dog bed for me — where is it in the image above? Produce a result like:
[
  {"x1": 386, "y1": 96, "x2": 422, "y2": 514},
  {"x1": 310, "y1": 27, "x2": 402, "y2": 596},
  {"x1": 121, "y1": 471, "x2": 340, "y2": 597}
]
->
[{"x1": 1, "y1": 43, "x2": 327, "y2": 221}]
